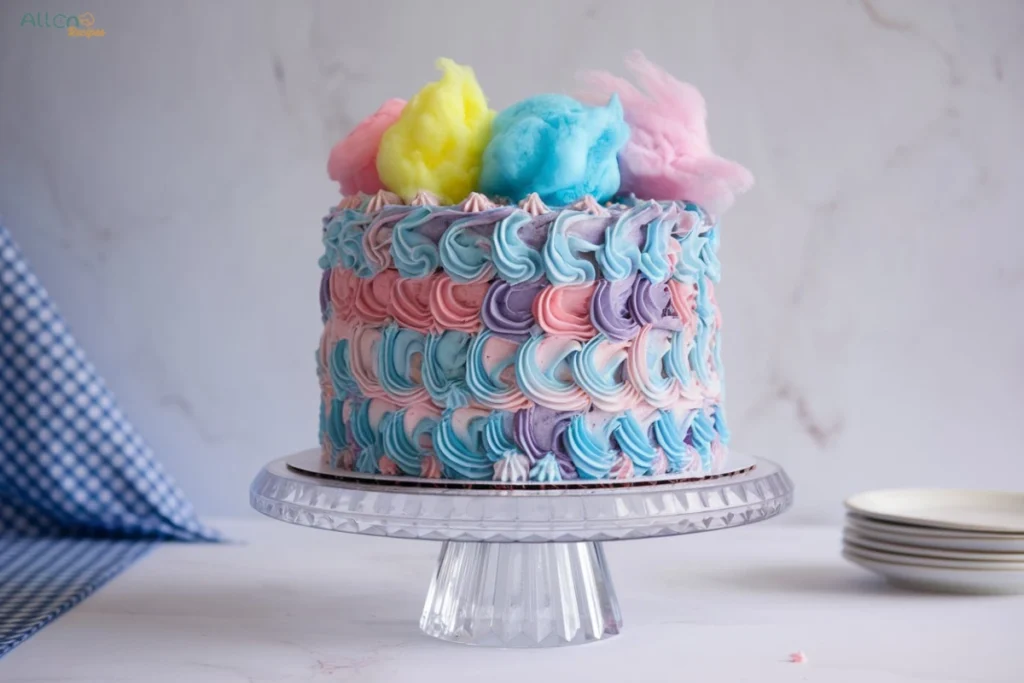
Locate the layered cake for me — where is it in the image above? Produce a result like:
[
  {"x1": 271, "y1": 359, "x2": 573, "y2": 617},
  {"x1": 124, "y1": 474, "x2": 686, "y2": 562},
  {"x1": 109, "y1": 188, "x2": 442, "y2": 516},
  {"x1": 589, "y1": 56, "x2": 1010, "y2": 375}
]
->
[{"x1": 316, "y1": 53, "x2": 753, "y2": 482}]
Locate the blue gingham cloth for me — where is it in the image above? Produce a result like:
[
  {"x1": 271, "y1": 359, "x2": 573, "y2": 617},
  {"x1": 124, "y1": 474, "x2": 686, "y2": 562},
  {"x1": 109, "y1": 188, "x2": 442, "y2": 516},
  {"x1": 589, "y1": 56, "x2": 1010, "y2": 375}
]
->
[{"x1": 0, "y1": 223, "x2": 217, "y2": 658}]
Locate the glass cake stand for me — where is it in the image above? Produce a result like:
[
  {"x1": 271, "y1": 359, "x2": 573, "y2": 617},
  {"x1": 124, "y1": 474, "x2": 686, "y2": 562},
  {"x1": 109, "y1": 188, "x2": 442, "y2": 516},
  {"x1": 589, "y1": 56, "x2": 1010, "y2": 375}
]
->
[{"x1": 250, "y1": 449, "x2": 793, "y2": 648}]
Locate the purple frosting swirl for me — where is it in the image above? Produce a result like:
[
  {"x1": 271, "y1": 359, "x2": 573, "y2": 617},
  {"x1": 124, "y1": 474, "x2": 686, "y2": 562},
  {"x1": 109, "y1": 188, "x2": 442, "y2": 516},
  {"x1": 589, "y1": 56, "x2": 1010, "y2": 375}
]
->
[
  {"x1": 628, "y1": 276, "x2": 682, "y2": 330},
  {"x1": 482, "y1": 280, "x2": 545, "y2": 341},
  {"x1": 514, "y1": 406, "x2": 578, "y2": 478},
  {"x1": 591, "y1": 276, "x2": 640, "y2": 340}
]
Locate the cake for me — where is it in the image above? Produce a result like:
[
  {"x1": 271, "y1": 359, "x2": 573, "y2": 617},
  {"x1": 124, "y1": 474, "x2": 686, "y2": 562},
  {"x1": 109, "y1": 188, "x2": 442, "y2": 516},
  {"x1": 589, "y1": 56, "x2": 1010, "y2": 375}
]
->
[{"x1": 315, "y1": 53, "x2": 753, "y2": 483}]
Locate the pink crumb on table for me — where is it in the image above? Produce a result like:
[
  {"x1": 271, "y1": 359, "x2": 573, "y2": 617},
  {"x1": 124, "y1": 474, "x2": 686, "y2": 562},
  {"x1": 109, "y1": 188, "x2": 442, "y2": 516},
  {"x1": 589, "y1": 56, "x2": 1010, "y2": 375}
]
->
[{"x1": 788, "y1": 651, "x2": 808, "y2": 664}]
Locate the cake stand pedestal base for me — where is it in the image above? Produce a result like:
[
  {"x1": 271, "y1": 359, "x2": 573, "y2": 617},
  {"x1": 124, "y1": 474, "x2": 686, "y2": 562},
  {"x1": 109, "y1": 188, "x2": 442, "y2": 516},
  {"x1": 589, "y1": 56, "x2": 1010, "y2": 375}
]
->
[
  {"x1": 250, "y1": 449, "x2": 793, "y2": 648},
  {"x1": 420, "y1": 541, "x2": 620, "y2": 647}
]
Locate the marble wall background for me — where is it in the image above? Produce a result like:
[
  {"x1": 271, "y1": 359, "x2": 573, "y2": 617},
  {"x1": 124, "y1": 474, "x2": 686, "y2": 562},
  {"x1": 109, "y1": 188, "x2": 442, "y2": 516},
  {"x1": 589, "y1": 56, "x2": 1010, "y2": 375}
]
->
[{"x1": 1, "y1": 0, "x2": 1021, "y2": 521}]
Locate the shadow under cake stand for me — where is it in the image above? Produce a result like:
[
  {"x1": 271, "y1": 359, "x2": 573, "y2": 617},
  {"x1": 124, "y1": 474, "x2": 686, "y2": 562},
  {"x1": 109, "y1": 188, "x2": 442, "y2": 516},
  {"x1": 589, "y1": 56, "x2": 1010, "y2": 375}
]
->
[{"x1": 250, "y1": 449, "x2": 793, "y2": 648}]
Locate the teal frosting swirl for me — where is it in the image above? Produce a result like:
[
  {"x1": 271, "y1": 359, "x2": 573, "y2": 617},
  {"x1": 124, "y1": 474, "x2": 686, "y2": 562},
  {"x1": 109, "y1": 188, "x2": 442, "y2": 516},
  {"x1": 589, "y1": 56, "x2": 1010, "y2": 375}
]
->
[
  {"x1": 640, "y1": 211, "x2": 673, "y2": 283},
  {"x1": 320, "y1": 217, "x2": 340, "y2": 270},
  {"x1": 543, "y1": 212, "x2": 601, "y2": 285},
  {"x1": 667, "y1": 330, "x2": 693, "y2": 390},
  {"x1": 378, "y1": 323, "x2": 425, "y2": 401},
  {"x1": 326, "y1": 398, "x2": 348, "y2": 453},
  {"x1": 598, "y1": 209, "x2": 643, "y2": 282},
  {"x1": 713, "y1": 403, "x2": 730, "y2": 445},
  {"x1": 565, "y1": 415, "x2": 617, "y2": 479},
  {"x1": 690, "y1": 279, "x2": 715, "y2": 385},
  {"x1": 391, "y1": 207, "x2": 441, "y2": 278},
  {"x1": 433, "y1": 410, "x2": 493, "y2": 480},
  {"x1": 466, "y1": 330, "x2": 522, "y2": 408},
  {"x1": 515, "y1": 335, "x2": 586, "y2": 410},
  {"x1": 492, "y1": 211, "x2": 544, "y2": 284},
  {"x1": 529, "y1": 452, "x2": 563, "y2": 482},
  {"x1": 483, "y1": 410, "x2": 517, "y2": 463},
  {"x1": 672, "y1": 227, "x2": 707, "y2": 284},
  {"x1": 613, "y1": 411, "x2": 658, "y2": 474},
  {"x1": 330, "y1": 339, "x2": 359, "y2": 399},
  {"x1": 351, "y1": 400, "x2": 382, "y2": 473},
  {"x1": 439, "y1": 218, "x2": 494, "y2": 283},
  {"x1": 653, "y1": 409, "x2": 696, "y2": 472},
  {"x1": 381, "y1": 408, "x2": 439, "y2": 476},
  {"x1": 702, "y1": 225, "x2": 721, "y2": 282},
  {"x1": 337, "y1": 212, "x2": 377, "y2": 278},
  {"x1": 689, "y1": 409, "x2": 717, "y2": 470},
  {"x1": 571, "y1": 335, "x2": 633, "y2": 411},
  {"x1": 423, "y1": 330, "x2": 471, "y2": 408}
]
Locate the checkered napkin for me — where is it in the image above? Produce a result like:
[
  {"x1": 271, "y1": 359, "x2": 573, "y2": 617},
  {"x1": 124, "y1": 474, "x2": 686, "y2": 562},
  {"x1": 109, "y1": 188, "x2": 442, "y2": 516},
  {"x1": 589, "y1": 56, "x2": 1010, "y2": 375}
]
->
[{"x1": 0, "y1": 223, "x2": 217, "y2": 658}]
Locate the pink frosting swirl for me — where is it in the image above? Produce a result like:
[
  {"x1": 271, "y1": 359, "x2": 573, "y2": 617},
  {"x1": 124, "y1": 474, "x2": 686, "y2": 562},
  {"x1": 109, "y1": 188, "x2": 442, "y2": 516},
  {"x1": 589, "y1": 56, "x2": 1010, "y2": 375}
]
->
[
  {"x1": 349, "y1": 325, "x2": 387, "y2": 399},
  {"x1": 430, "y1": 277, "x2": 487, "y2": 333},
  {"x1": 390, "y1": 274, "x2": 437, "y2": 333},
  {"x1": 354, "y1": 269, "x2": 399, "y2": 325},
  {"x1": 533, "y1": 283, "x2": 597, "y2": 340},
  {"x1": 626, "y1": 325, "x2": 677, "y2": 408},
  {"x1": 379, "y1": 455, "x2": 401, "y2": 476},
  {"x1": 329, "y1": 268, "x2": 360, "y2": 321},
  {"x1": 667, "y1": 279, "x2": 697, "y2": 334},
  {"x1": 421, "y1": 454, "x2": 443, "y2": 478}
]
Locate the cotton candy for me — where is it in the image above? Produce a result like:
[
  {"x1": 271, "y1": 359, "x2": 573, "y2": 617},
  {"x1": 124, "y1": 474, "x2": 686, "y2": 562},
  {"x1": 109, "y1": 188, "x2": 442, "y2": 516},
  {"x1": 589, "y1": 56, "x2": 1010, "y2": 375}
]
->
[
  {"x1": 579, "y1": 51, "x2": 753, "y2": 215},
  {"x1": 479, "y1": 94, "x2": 629, "y2": 206},
  {"x1": 327, "y1": 98, "x2": 406, "y2": 195},
  {"x1": 376, "y1": 59, "x2": 495, "y2": 203}
]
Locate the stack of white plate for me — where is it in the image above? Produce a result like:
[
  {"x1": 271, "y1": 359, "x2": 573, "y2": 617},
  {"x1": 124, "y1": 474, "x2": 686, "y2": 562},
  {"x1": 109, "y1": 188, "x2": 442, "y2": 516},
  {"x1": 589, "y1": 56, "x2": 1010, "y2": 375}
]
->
[{"x1": 843, "y1": 489, "x2": 1024, "y2": 594}]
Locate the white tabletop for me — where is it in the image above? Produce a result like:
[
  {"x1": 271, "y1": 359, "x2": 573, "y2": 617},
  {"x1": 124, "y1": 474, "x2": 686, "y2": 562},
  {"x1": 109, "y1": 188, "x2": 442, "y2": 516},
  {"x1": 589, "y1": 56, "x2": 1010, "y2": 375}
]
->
[{"x1": 3, "y1": 518, "x2": 1021, "y2": 682}]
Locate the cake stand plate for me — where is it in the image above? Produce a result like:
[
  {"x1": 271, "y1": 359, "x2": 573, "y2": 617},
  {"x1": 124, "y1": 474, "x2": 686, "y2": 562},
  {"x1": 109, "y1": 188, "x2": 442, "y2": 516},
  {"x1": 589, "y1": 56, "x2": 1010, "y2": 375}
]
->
[{"x1": 250, "y1": 449, "x2": 793, "y2": 648}]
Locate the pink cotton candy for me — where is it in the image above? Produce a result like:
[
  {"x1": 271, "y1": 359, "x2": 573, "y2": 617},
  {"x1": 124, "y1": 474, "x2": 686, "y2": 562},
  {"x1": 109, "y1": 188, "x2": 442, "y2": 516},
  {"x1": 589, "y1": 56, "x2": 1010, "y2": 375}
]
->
[
  {"x1": 327, "y1": 99, "x2": 406, "y2": 195},
  {"x1": 578, "y1": 51, "x2": 753, "y2": 215}
]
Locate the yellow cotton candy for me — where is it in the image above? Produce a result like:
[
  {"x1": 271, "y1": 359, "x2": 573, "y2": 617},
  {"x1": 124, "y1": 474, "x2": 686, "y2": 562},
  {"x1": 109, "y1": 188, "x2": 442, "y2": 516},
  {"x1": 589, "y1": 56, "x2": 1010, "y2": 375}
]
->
[{"x1": 377, "y1": 58, "x2": 495, "y2": 204}]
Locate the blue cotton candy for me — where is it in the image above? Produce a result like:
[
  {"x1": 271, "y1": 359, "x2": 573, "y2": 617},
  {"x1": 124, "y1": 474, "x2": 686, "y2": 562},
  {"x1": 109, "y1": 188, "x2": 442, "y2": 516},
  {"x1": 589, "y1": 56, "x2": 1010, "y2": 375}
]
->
[{"x1": 479, "y1": 94, "x2": 629, "y2": 205}]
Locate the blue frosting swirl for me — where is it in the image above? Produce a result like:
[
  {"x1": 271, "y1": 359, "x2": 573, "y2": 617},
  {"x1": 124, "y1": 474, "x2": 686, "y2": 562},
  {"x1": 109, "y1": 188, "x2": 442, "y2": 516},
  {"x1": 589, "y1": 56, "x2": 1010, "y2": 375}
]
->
[
  {"x1": 483, "y1": 410, "x2": 517, "y2": 462},
  {"x1": 381, "y1": 408, "x2": 438, "y2": 476},
  {"x1": 529, "y1": 452, "x2": 563, "y2": 482},
  {"x1": 673, "y1": 227, "x2": 708, "y2": 284},
  {"x1": 667, "y1": 330, "x2": 693, "y2": 390},
  {"x1": 378, "y1": 323, "x2": 426, "y2": 400},
  {"x1": 640, "y1": 212, "x2": 673, "y2": 283},
  {"x1": 613, "y1": 412, "x2": 657, "y2": 474},
  {"x1": 597, "y1": 203, "x2": 656, "y2": 281},
  {"x1": 351, "y1": 400, "x2": 382, "y2": 473},
  {"x1": 329, "y1": 339, "x2": 359, "y2": 399},
  {"x1": 492, "y1": 211, "x2": 544, "y2": 284},
  {"x1": 565, "y1": 415, "x2": 617, "y2": 480},
  {"x1": 543, "y1": 212, "x2": 601, "y2": 285},
  {"x1": 337, "y1": 212, "x2": 377, "y2": 278},
  {"x1": 423, "y1": 330, "x2": 471, "y2": 408},
  {"x1": 653, "y1": 409, "x2": 694, "y2": 473},
  {"x1": 466, "y1": 330, "x2": 522, "y2": 408},
  {"x1": 326, "y1": 398, "x2": 348, "y2": 453},
  {"x1": 433, "y1": 410, "x2": 493, "y2": 480},
  {"x1": 439, "y1": 218, "x2": 495, "y2": 283},
  {"x1": 689, "y1": 409, "x2": 717, "y2": 470},
  {"x1": 391, "y1": 207, "x2": 442, "y2": 279},
  {"x1": 702, "y1": 225, "x2": 722, "y2": 282}
]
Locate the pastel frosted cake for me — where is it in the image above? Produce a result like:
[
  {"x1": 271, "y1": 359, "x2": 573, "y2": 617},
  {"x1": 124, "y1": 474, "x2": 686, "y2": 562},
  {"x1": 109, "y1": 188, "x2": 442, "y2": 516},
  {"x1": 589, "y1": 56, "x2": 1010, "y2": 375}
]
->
[{"x1": 316, "y1": 53, "x2": 753, "y2": 483}]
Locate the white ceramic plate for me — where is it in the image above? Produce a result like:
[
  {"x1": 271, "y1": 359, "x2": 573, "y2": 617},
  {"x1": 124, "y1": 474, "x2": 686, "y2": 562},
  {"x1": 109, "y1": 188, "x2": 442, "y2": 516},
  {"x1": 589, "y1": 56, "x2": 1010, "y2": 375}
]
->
[
  {"x1": 846, "y1": 513, "x2": 1024, "y2": 541},
  {"x1": 844, "y1": 489, "x2": 1024, "y2": 533},
  {"x1": 841, "y1": 541, "x2": 1024, "y2": 570},
  {"x1": 842, "y1": 549, "x2": 1024, "y2": 594},
  {"x1": 846, "y1": 515, "x2": 1024, "y2": 551},
  {"x1": 843, "y1": 529, "x2": 1024, "y2": 562}
]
